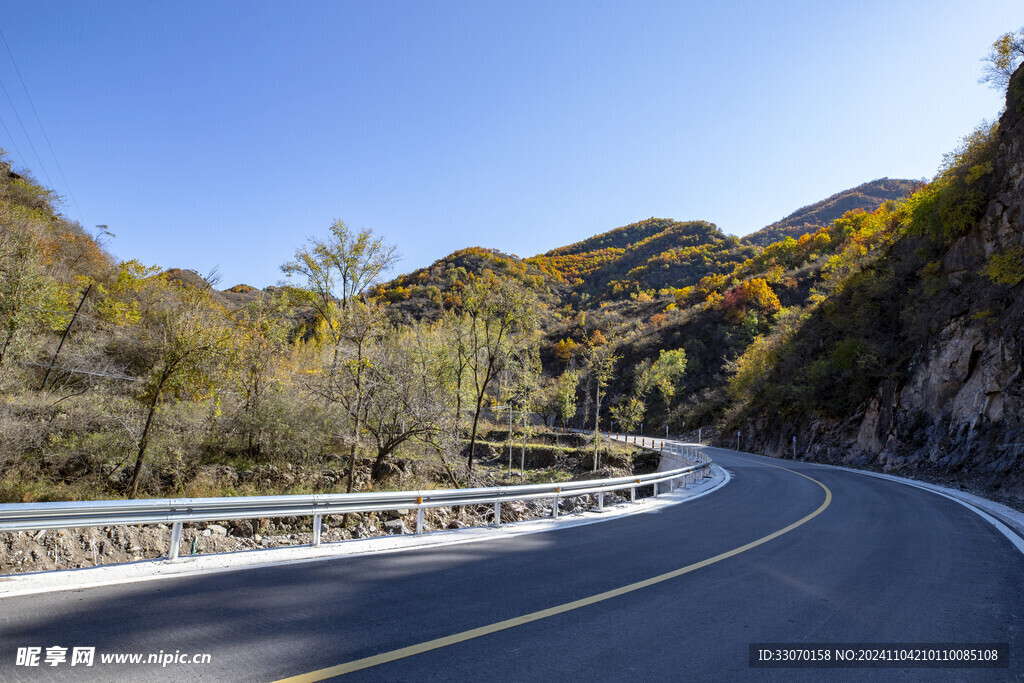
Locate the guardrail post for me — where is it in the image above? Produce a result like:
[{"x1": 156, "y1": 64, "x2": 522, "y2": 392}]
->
[
  {"x1": 597, "y1": 492, "x2": 604, "y2": 510},
  {"x1": 167, "y1": 521, "x2": 183, "y2": 560},
  {"x1": 652, "y1": 480, "x2": 658, "y2": 497},
  {"x1": 493, "y1": 501, "x2": 501, "y2": 526},
  {"x1": 552, "y1": 490, "x2": 559, "y2": 518},
  {"x1": 312, "y1": 514, "x2": 323, "y2": 547},
  {"x1": 416, "y1": 505, "x2": 425, "y2": 535},
  {"x1": 630, "y1": 485, "x2": 636, "y2": 503}
]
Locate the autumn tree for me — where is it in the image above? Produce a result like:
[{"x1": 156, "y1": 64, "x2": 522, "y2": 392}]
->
[
  {"x1": 281, "y1": 221, "x2": 399, "y2": 491},
  {"x1": 611, "y1": 348, "x2": 686, "y2": 435},
  {"x1": 281, "y1": 220, "x2": 399, "y2": 380},
  {"x1": 315, "y1": 300, "x2": 389, "y2": 493},
  {"x1": 585, "y1": 342, "x2": 619, "y2": 471},
  {"x1": 554, "y1": 369, "x2": 580, "y2": 427},
  {"x1": 436, "y1": 308, "x2": 472, "y2": 435},
  {"x1": 281, "y1": 219, "x2": 399, "y2": 314},
  {"x1": 403, "y1": 319, "x2": 464, "y2": 485},
  {"x1": 0, "y1": 226, "x2": 69, "y2": 375},
  {"x1": 362, "y1": 325, "x2": 450, "y2": 481},
  {"x1": 536, "y1": 367, "x2": 577, "y2": 428},
  {"x1": 501, "y1": 344, "x2": 542, "y2": 472},
  {"x1": 128, "y1": 278, "x2": 232, "y2": 497},
  {"x1": 980, "y1": 27, "x2": 1024, "y2": 90},
  {"x1": 458, "y1": 274, "x2": 537, "y2": 472},
  {"x1": 553, "y1": 337, "x2": 579, "y2": 363},
  {"x1": 610, "y1": 395, "x2": 644, "y2": 434},
  {"x1": 644, "y1": 348, "x2": 688, "y2": 408},
  {"x1": 228, "y1": 293, "x2": 291, "y2": 459}
]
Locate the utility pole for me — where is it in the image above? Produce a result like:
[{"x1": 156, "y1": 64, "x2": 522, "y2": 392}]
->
[
  {"x1": 39, "y1": 283, "x2": 92, "y2": 391},
  {"x1": 492, "y1": 405, "x2": 512, "y2": 472},
  {"x1": 509, "y1": 407, "x2": 513, "y2": 471},
  {"x1": 521, "y1": 397, "x2": 527, "y2": 482},
  {"x1": 593, "y1": 370, "x2": 600, "y2": 471}
]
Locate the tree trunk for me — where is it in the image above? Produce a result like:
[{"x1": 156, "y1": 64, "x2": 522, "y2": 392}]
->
[
  {"x1": 455, "y1": 374, "x2": 463, "y2": 436},
  {"x1": 593, "y1": 375, "x2": 600, "y2": 472},
  {"x1": 467, "y1": 399, "x2": 483, "y2": 472},
  {"x1": 0, "y1": 327, "x2": 15, "y2": 369},
  {"x1": 521, "y1": 408, "x2": 527, "y2": 479},
  {"x1": 129, "y1": 378, "x2": 167, "y2": 498},
  {"x1": 40, "y1": 283, "x2": 91, "y2": 390},
  {"x1": 342, "y1": 340, "x2": 365, "y2": 527},
  {"x1": 345, "y1": 411, "x2": 361, "y2": 494},
  {"x1": 370, "y1": 444, "x2": 396, "y2": 481}
]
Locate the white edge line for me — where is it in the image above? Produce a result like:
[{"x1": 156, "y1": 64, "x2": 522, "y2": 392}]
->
[{"x1": 0, "y1": 465, "x2": 731, "y2": 599}]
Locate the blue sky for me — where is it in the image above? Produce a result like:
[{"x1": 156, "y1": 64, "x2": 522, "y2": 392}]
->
[{"x1": 0, "y1": 1, "x2": 1019, "y2": 287}]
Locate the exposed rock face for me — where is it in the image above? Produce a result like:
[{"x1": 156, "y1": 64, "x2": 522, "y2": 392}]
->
[
  {"x1": 741, "y1": 67, "x2": 1024, "y2": 506},
  {"x1": 1, "y1": 159, "x2": 22, "y2": 180},
  {"x1": 855, "y1": 70, "x2": 1024, "y2": 499}
]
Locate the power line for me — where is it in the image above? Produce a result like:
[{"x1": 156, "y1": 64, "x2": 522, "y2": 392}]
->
[
  {"x1": 0, "y1": 72, "x2": 55, "y2": 192},
  {"x1": 0, "y1": 108, "x2": 27, "y2": 166},
  {"x1": 0, "y1": 27, "x2": 86, "y2": 227},
  {"x1": 22, "y1": 362, "x2": 140, "y2": 383}
]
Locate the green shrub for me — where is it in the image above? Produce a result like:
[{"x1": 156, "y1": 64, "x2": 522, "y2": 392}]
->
[
  {"x1": 982, "y1": 246, "x2": 1024, "y2": 286},
  {"x1": 905, "y1": 122, "x2": 998, "y2": 242}
]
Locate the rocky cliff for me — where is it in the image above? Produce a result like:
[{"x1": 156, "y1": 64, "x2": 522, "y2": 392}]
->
[{"x1": 739, "y1": 68, "x2": 1024, "y2": 506}]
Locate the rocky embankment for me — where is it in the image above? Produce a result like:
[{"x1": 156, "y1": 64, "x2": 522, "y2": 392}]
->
[
  {"x1": 0, "y1": 494, "x2": 630, "y2": 575},
  {"x1": 0, "y1": 438, "x2": 657, "y2": 575},
  {"x1": 734, "y1": 67, "x2": 1024, "y2": 509}
]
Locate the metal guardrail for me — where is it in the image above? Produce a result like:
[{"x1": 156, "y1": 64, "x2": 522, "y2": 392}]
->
[{"x1": 0, "y1": 448, "x2": 713, "y2": 561}]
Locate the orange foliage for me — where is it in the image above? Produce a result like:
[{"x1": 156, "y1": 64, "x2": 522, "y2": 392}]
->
[{"x1": 554, "y1": 338, "x2": 579, "y2": 362}]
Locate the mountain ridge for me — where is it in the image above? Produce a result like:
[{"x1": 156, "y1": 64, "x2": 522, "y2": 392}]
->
[{"x1": 742, "y1": 177, "x2": 920, "y2": 247}]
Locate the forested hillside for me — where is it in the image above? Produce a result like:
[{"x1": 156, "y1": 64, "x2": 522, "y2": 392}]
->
[
  {"x1": 2, "y1": 31, "x2": 1022, "y2": 510},
  {"x1": 729, "y1": 64, "x2": 1024, "y2": 505},
  {"x1": 527, "y1": 218, "x2": 757, "y2": 305}
]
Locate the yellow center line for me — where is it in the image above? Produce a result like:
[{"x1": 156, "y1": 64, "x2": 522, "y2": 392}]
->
[{"x1": 276, "y1": 466, "x2": 832, "y2": 682}]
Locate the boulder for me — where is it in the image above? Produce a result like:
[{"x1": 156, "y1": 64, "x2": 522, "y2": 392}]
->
[{"x1": 383, "y1": 519, "x2": 410, "y2": 535}]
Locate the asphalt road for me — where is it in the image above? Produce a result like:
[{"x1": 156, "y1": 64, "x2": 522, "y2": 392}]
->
[{"x1": 1, "y1": 448, "x2": 1023, "y2": 681}]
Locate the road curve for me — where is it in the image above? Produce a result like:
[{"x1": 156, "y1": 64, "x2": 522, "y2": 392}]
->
[{"x1": 1, "y1": 448, "x2": 1022, "y2": 681}]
